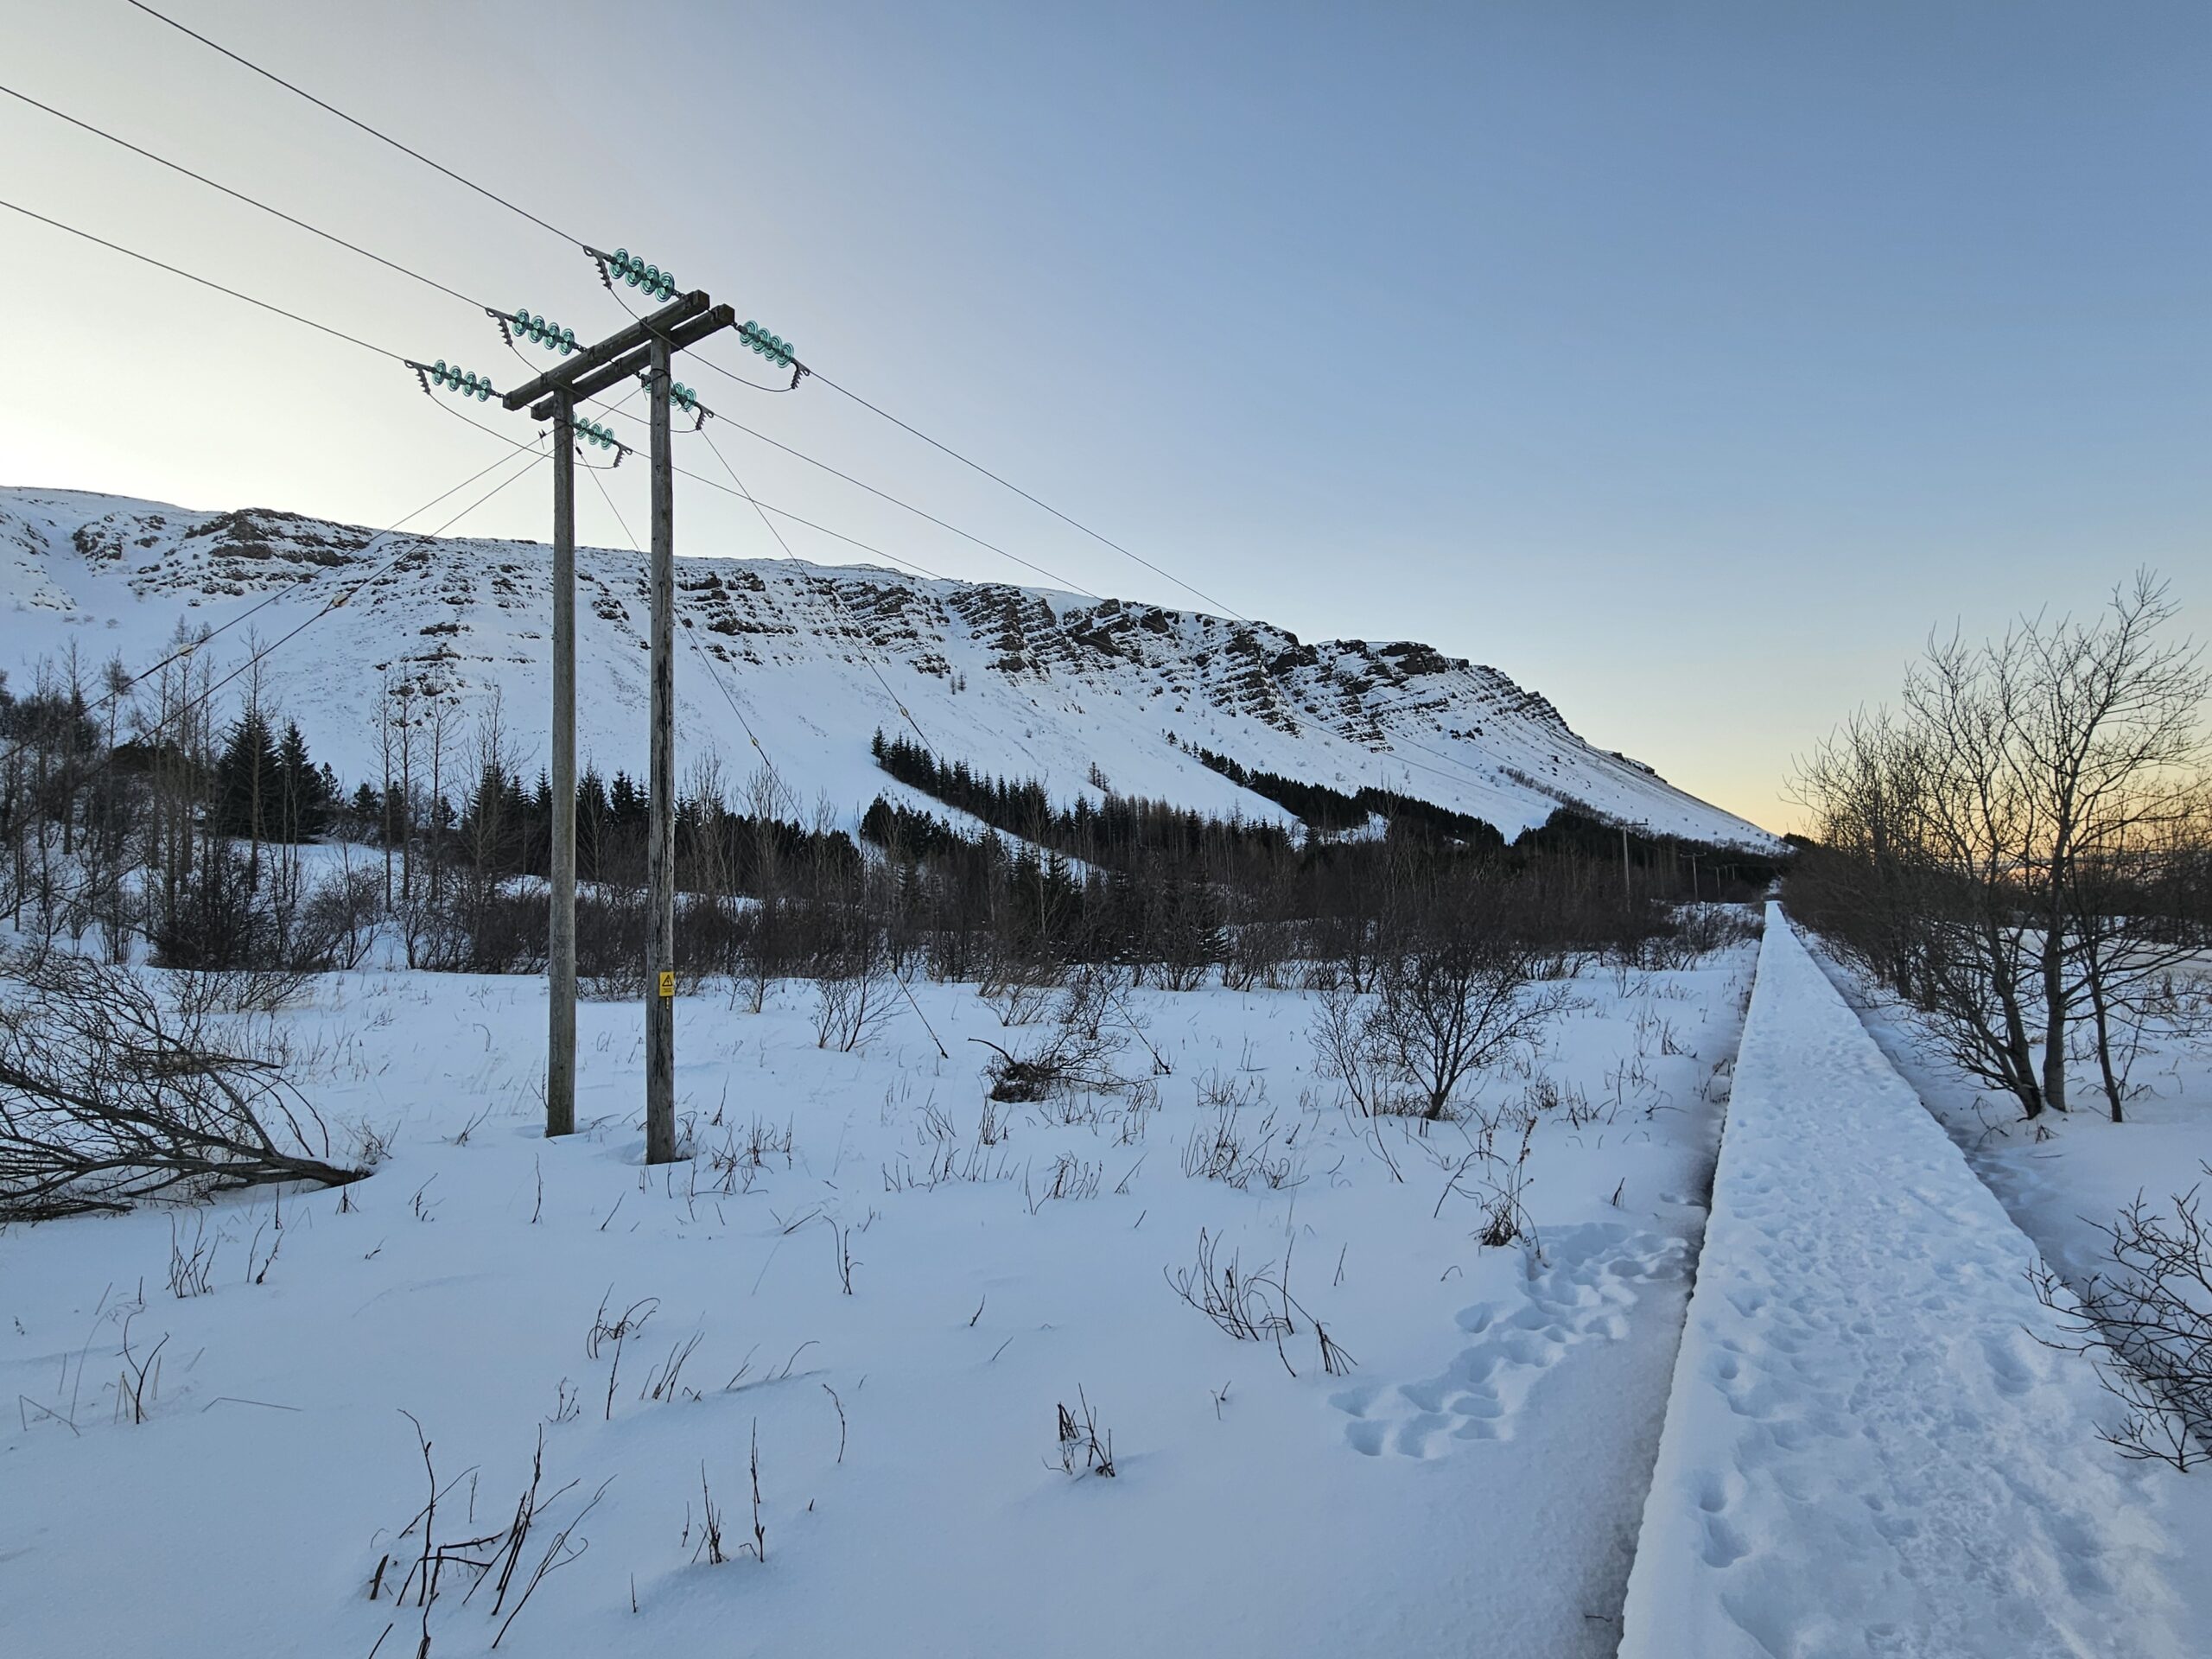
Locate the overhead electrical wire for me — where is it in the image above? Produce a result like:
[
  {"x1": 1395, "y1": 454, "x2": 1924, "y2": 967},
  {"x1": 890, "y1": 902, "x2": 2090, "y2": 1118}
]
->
[
  {"x1": 0, "y1": 79, "x2": 481, "y2": 312},
  {"x1": 119, "y1": 0, "x2": 586, "y2": 247},
  {"x1": 0, "y1": 195, "x2": 404, "y2": 363},
  {"x1": 575, "y1": 457, "x2": 781, "y2": 772},
  {"x1": 701, "y1": 412, "x2": 1102, "y2": 600},
  {"x1": 9, "y1": 188, "x2": 1516, "y2": 812},
  {"x1": 693, "y1": 425, "x2": 944, "y2": 762},
  {"x1": 0, "y1": 86, "x2": 652, "y2": 450},
  {"x1": 3, "y1": 86, "x2": 1098, "y2": 601},
  {"x1": 108, "y1": 0, "x2": 1253, "y2": 623},
  {"x1": 0, "y1": 193, "x2": 954, "y2": 606}
]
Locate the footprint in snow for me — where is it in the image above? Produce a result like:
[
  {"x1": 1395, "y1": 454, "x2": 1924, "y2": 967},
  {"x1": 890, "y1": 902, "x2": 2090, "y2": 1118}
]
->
[{"x1": 1332, "y1": 1223, "x2": 1688, "y2": 1460}]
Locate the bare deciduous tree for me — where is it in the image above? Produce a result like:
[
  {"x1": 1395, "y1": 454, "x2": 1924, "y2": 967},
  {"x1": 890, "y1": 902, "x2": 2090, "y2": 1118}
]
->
[
  {"x1": 1792, "y1": 573, "x2": 2211, "y2": 1120},
  {"x1": 0, "y1": 945, "x2": 359, "y2": 1219}
]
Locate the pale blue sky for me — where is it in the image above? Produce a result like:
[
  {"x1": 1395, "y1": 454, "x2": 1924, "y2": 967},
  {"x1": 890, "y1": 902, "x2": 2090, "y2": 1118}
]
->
[{"x1": 3, "y1": 1, "x2": 2206, "y2": 828}]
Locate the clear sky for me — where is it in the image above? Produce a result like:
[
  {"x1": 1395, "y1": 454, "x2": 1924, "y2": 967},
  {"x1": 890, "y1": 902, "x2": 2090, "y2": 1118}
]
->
[{"x1": 3, "y1": 1, "x2": 2206, "y2": 831}]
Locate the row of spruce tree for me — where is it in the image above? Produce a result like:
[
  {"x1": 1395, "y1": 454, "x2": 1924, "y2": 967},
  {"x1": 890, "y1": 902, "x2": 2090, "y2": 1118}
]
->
[{"x1": 0, "y1": 643, "x2": 1777, "y2": 1001}]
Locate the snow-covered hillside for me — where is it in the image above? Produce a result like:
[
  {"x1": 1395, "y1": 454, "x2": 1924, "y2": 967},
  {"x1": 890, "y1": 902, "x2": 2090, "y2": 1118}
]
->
[{"x1": 0, "y1": 486, "x2": 1773, "y2": 846}]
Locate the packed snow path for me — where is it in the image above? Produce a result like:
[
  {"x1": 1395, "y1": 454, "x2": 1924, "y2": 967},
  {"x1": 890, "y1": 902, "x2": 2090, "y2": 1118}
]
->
[{"x1": 1618, "y1": 907, "x2": 2191, "y2": 1659}]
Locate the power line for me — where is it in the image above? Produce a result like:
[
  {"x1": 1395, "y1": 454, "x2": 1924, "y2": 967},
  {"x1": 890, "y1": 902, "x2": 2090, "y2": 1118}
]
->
[
  {"x1": 695, "y1": 427, "x2": 944, "y2": 763},
  {"x1": 0, "y1": 195, "x2": 403, "y2": 361},
  {"x1": 0, "y1": 83, "x2": 656, "y2": 456},
  {"x1": 120, "y1": 0, "x2": 586, "y2": 248},
  {"x1": 0, "y1": 189, "x2": 956, "y2": 601},
  {"x1": 704, "y1": 410, "x2": 1103, "y2": 600},
  {"x1": 77, "y1": 9, "x2": 1520, "y2": 815},
  {"x1": 112, "y1": 0, "x2": 1255, "y2": 624},
  {"x1": 10, "y1": 193, "x2": 1513, "y2": 811},
  {"x1": 799, "y1": 368, "x2": 1250, "y2": 622},
  {"x1": 576, "y1": 455, "x2": 778, "y2": 770},
  {"x1": 0, "y1": 79, "x2": 482, "y2": 313},
  {"x1": 5, "y1": 94, "x2": 1068, "y2": 596}
]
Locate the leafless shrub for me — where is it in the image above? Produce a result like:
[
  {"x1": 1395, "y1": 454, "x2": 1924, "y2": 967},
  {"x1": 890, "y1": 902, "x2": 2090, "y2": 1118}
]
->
[
  {"x1": 1310, "y1": 983, "x2": 1388, "y2": 1116},
  {"x1": 980, "y1": 950, "x2": 1060, "y2": 1027},
  {"x1": 1052, "y1": 1387, "x2": 1116, "y2": 1478},
  {"x1": 1165, "y1": 1230, "x2": 1355, "y2": 1378},
  {"x1": 375, "y1": 1415, "x2": 605, "y2": 1652},
  {"x1": 972, "y1": 1019, "x2": 1128, "y2": 1104},
  {"x1": 1166, "y1": 1228, "x2": 1293, "y2": 1345},
  {"x1": 823, "y1": 1218, "x2": 858, "y2": 1294},
  {"x1": 114, "y1": 1310, "x2": 167, "y2": 1424},
  {"x1": 1025, "y1": 1153, "x2": 1103, "y2": 1211},
  {"x1": 642, "y1": 1333, "x2": 704, "y2": 1403},
  {"x1": 1180, "y1": 1075, "x2": 1301, "y2": 1191},
  {"x1": 2032, "y1": 1170, "x2": 2212, "y2": 1471},
  {"x1": 168, "y1": 1212, "x2": 219, "y2": 1296},
  {"x1": 1374, "y1": 928, "x2": 1568, "y2": 1123},
  {"x1": 1475, "y1": 1116, "x2": 1539, "y2": 1249},
  {"x1": 810, "y1": 919, "x2": 903, "y2": 1052},
  {"x1": 0, "y1": 945, "x2": 359, "y2": 1220},
  {"x1": 588, "y1": 1292, "x2": 659, "y2": 1421}
]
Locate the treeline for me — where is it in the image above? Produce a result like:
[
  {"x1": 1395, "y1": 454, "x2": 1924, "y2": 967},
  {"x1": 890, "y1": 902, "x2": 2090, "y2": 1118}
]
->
[
  {"x1": 0, "y1": 637, "x2": 1771, "y2": 1006},
  {"x1": 1181, "y1": 741, "x2": 1504, "y2": 849},
  {"x1": 870, "y1": 729, "x2": 1295, "y2": 866},
  {"x1": 857, "y1": 732, "x2": 1777, "y2": 991}
]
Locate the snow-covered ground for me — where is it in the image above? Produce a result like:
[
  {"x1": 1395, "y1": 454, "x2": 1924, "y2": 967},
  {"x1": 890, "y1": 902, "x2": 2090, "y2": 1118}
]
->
[
  {"x1": 1815, "y1": 940, "x2": 2212, "y2": 1376},
  {"x1": 1622, "y1": 909, "x2": 2212, "y2": 1658},
  {"x1": 0, "y1": 944, "x2": 1754, "y2": 1657}
]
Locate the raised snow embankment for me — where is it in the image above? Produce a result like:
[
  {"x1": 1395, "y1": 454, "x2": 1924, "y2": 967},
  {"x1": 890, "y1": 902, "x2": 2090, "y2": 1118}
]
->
[{"x1": 1618, "y1": 906, "x2": 2188, "y2": 1659}]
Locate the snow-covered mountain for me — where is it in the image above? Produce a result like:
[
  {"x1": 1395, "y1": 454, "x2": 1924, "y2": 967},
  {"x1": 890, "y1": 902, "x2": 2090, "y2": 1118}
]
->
[{"x1": 0, "y1": 486, "x2": 1773, "y2": 847}]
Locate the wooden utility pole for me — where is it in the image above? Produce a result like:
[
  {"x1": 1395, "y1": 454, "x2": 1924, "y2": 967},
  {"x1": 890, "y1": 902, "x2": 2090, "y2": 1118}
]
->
[
  {"x1": 502, "y1": 292, "x2": 735, "y2": 1161},
  {"x1": 548, "y1": 391, "x2": 576, "y2": 1137},
  {"x1": 644, "y1": 338, "x2": 677, "y2": 1165}
]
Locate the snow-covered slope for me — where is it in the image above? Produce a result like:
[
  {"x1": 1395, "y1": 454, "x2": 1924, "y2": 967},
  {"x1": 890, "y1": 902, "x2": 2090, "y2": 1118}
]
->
[{"x1": 0, "y1": 486, "x2": 1772, "y2": 846}]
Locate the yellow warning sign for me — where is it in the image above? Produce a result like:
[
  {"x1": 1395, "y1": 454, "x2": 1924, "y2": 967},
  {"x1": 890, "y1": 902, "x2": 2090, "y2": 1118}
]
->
[{"x1": 658, "y1": 970, "x2": 676, "y2": 998}]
